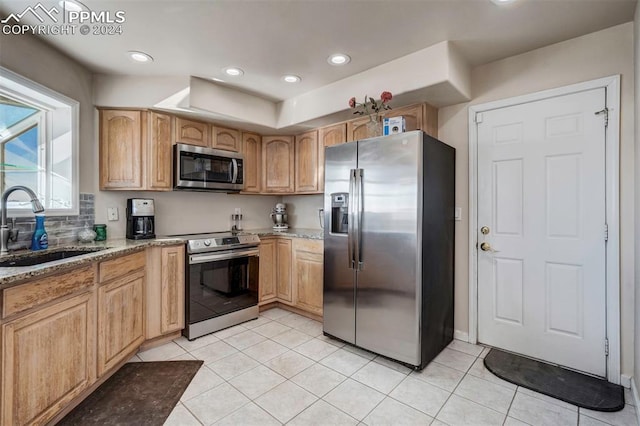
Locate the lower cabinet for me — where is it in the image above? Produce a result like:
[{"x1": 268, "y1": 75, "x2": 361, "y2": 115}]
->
[
  {"x1": 97, "y1": 270, "x2": 145, "y2": 376},
  {"x1": 146, "y1": 245, "x2": 185, "y2": 339},
  {"x1": 1, "y1": 291, "x2": 96, "y2": 425},
  {"x1": 292, "y1": 239, "x2": 324, "y2": 316},
  {"x1": 259, "y1": 237, "x2": 323, "y2": 316}
]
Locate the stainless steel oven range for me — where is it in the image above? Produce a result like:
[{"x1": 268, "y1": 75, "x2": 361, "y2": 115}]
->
[{"x1": 173, "y1": 232, "x2": 260, "y2": 340}]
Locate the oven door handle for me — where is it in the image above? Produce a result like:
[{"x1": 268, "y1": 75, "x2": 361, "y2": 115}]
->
[{"x1": 189, "y1": 248, "x2": 259, "y2": 264}]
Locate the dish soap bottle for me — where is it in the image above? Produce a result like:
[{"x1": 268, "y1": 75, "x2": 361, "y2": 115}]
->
[{"x1": 31, "y1": 215, "x2": 48, "y2": 251}]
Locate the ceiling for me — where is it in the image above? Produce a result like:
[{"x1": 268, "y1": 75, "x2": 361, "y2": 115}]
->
[{"x1": 0, "y1": 0, "x2": 636, "y2": 102}]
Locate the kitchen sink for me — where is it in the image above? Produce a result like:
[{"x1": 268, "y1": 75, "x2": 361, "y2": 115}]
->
[{"x1": 0, "y1": 248, "x2": 106, "y2": 267}]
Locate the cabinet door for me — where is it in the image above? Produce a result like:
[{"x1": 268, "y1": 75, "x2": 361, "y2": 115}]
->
[
  {"x1": 1, "y1": 292, "x2": 96, "y2": 426},
  {"x1": 292, "y1": 239, "x2": 324, "y2": 316},
  {"x1": 242, "y1": 132, "x2": 262, "y2": 193},
  {"x1": 295, "y1": 130, "x2": 320, "y2": 193},
  {"x1": 276, "y1": 238, "x2": 293, "y2": 303},
  {"x1": 175, "y1": 117, "x2": 209, "y2": 147},
  {"x1": 318, "y1": 123, "x2": 347, "y2": 192},
  {"x1": 262, "y1": 136, "x2": 294, "y2": 193},
  {"x1": 97, "y1": 271, "x2": 145, "y2": 376},
  {"x1": 100, "y1": 110, "x2": 143, "y2": 189},
  {"x1": 258, "y1": 239, "x2": 277, "y2": 304},
  {"x1": 160, "y1": 246, "x2": 185, "y2": 334},
  {"x1": 383, "y1": 104, "x2": 423, "y2": 133},
  {"x1": 346, "y1": 115, "x2": 374, "y2": 142},
  {"x1": 148, "y1": 112, "x2": 173, "y2": 190},
  {"x1": 212, "y1": 125, "x2": 241, "y2": 152}
]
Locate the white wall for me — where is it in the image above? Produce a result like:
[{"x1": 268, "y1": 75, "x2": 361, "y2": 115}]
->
[
  {"x1": 438, "y1": 22, "x2": 636, "y2": 376},
  {"x1": 281, "y1": 195, "x2": 323, "y2": 229},
  {"x1": 0, "y1": 32, "x2": 94, "y2": 194}
]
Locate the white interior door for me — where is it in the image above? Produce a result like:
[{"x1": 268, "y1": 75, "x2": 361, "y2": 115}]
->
[{"x1": 476, "y1": 88, "x2": 607, "y2": 377}]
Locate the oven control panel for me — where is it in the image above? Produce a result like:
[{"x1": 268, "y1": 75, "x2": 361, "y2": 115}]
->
[{"x1": 186, "y1": 233, "x2": 260, "y2": 253}]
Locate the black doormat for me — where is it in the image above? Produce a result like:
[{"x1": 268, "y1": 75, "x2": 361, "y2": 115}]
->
[
  {"x1": 484, "y1": 349, "x2": 624, "y2": 412},
  {"x1": 59, "y1": 361, "x2": 203, "y2": 425}
]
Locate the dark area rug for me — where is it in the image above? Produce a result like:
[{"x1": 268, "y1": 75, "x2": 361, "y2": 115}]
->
[
  {"x1": 59, "y1": 360, "x2": 203, "y2": 425},
  {"x1": 484, "y1": 349, "x2": 624, "y2": 412}
]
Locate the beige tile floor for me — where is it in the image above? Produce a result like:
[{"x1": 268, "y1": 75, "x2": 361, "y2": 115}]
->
[{"x1": 131, "y1": 308, "x2": 639, "y2": 426}]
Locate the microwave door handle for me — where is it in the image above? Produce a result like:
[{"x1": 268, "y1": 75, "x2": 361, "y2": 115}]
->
[{"x1": 232, "y1": 159, "x2": 238, "y2": 184}]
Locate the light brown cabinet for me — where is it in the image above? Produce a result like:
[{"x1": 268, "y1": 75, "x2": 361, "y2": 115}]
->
[
  {"x1": 175, "y1": 117, "x2": 209, "y2": 147},
  {"x1": 99, "y1": 109, "x2": 143, "y2": 189},
  {"x1": 295, "y1": 130, "x2": 320, "y2": 193},
  {"x1": 97, "y1": 270, "x2": 145, "y2": 376},
  {"x1": 148, "y1": 112, "x2": 174, "y2": 190},
  {"x1": 146, "y1": 245, "x2": 185, "y2": 339},
  {"x1": 212, "y1": 125, "x2": 241, "y2": 152},
  {"x1": 318, "y1": 123, "x2": 347, "y2": 192},
  {"x1": 276, "y1": 239, "x2": 293, "y2": 303},
  {"x1": 242, "y1": 132, "x2": 262, "y2": 193},
  {"x1": 262, "y1": 136, "x2": 295, "y2": 193},
  {"x1": 292, "y1": 239, "x2": 324, "y2": 316},
  {"x1": 1, "y1": 291, "x2": 96, "y2": 425},
  {"x1": 258, "y1": 238, "x2": 277, "y2": 304},
  {"x1": 99, "y1": 109, "x2": 173, "y2": 191},
  {"x1": 346, "y1": 115, "x2": 374, "y2": 142},
  {"x1": 381, "y1": 103, "x2": 439, "y2": 138}
]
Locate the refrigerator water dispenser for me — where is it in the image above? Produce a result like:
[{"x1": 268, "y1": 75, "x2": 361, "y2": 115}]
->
[{"x1": 330, "y1": 193, "x2": 349, "y2": 234}]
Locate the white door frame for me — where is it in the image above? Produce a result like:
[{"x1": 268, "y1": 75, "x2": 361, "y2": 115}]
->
[{"x1": 468, "y1": 75, "x2": 621, "y2": 384}]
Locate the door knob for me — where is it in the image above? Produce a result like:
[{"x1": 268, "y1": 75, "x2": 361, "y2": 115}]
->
[{"x1": 480, "y1": 242, "x2": 498, "y2": 252}]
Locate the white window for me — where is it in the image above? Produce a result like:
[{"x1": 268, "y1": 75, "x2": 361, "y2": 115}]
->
[{"x1": 0, "y1": 67, "x2": 79, "y2": 216}]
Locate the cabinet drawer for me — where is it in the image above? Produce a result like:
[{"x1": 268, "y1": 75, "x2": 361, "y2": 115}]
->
[
  {"x1": 2, "y1": 265, "x2": 95, "y2": 319},
  {"x1": 99, "y1": 251, "x2": 145, "y2": 283}
]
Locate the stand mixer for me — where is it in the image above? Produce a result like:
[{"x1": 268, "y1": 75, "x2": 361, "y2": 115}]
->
[{"x1": 270, "y1": 202, "x2": 289, "y2": 230}]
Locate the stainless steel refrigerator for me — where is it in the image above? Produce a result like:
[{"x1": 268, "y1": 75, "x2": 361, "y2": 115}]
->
[{"x1": 323, "y1": 130, "x2": 455, "y2": 369}]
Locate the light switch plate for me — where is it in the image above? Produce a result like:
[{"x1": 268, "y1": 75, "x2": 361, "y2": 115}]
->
[
  {"x1": 454, "y1": 207, "x2": 462, "y2": 221},
  {"x1": 107, "y1": 207, "x2": 119, "y2": 221}
]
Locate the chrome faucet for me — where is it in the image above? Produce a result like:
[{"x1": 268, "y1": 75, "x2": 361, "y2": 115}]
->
[{"x1": 1, "y1": 186, "x2": 45, "y2": 255}]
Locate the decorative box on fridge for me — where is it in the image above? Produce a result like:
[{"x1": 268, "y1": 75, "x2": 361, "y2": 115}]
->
[{"x1": 383, "y1": 116, "x2": 406, "y2": 135}]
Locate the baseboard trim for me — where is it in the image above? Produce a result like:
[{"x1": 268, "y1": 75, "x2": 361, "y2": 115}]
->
[
  {"x1": 620, "y1": 374, "x2": 632, "y2": 388},
  {"x1": 632, "y1": 379, "x2": 640, "y2": 425},
  {"x1": 454, "y1": 330, "x2": 469, "y2": 342}
]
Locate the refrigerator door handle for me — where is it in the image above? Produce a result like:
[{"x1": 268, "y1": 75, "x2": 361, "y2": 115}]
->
[
  {"x1": 348, "y1": 169, "x2": 356, "y2": 269},
  {"x1": 356, "y1": 168, "x2": 364, "y2": 270}
]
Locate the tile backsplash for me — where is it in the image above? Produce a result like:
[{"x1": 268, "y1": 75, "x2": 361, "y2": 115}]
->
[{"x1": 10, "y1": 193, "x2": 95, "y2": 250}]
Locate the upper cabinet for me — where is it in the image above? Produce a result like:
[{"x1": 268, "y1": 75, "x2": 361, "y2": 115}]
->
[
  {"x1": 242, "y1": 132, "x2": 262, "y2": 193},
  {"x1": 295, "y1": 130, "x2": 320, "y2": 193},
  {"x1": 346, "y1": 115, "x2": 372, "y2": 142},
  {"x1": 175, "y1": 117, "x2": 209, "y2": 147},
  {"x1": 99, "y1": 109, "x2": 172, "y2": 191},
  {"x1": 262, "y1": 136, "x2": 295, "y2": 193},
  {"x1": 382, "y1": 103, "x2": 438, "y2": 138},
  {"x1": 212, "y1": 125, "x2": 241, "y2": 152},
  {"x1": 318, "y1": 123, "x2": 347, "y2": 192}
]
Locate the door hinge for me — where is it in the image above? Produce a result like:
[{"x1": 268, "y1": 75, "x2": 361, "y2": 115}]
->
[
  {"x1": 605, "y1": 338, "x2": 609, "y2": 356},
  {"x1": 604, "y1": 223, "x2": 609, "y2": 242},
  {"x1": 595, "y1": 107, "x2": 609, "y2": 127},
  {"x1": 475, "y1": 112, "x2": 483, "y2": 123}
]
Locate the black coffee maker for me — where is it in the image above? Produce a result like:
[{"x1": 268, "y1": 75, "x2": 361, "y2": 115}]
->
[{"x1": 126, "y1": 198, "x2": 156, "y2": 240}]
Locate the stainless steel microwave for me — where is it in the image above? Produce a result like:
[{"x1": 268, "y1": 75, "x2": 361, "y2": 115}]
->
[{"x1": 174, "y1": 143, "x2": 244, "y2": 192}]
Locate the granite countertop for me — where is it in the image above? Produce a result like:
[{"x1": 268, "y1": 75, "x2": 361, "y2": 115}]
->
[
  {"x1": 243, "y1": 228, "x2": 324, "y2": 240},
  {"x1": 0, "y1": 229, "x2": 323, "y2": 289},
  {"x1": 0, "y1": 237, "x2": 185, "y2": 289}
]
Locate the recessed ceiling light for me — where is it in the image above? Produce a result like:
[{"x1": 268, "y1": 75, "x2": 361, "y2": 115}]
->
[
  {"x1": 127, "y1": 51, "x2": 153, "y2": 63},
  {"x1": 282, "y1": 75, "x2": 301, "y2": 83},
  {"x1": 327, "y1": 53, "x2": 351, "y2": 66},
  {"x1": 58, "y1": 0, "x2": 83, "y2": 12},
  {"x1": 224, "y1": 67, "x2": 244, "y2": 76}
]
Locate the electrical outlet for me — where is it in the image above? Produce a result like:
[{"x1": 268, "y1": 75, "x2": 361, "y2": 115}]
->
[
  {"x1": 455, "y1": 207, "x2": 462, "y2": 221},
  {"x1": 107, "y1": 207, "x2": 119, "y2": 221}
]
